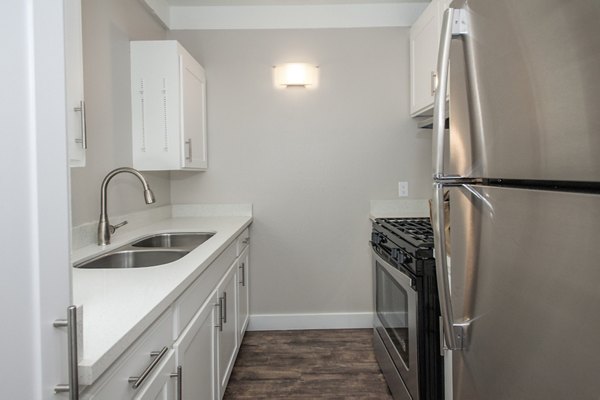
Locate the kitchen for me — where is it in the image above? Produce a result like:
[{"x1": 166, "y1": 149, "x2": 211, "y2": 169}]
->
[{"x1": 3, "y1": 1, "x2": 599, "y2": 400}]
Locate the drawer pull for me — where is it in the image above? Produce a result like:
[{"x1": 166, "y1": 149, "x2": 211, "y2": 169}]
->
[
  {"x1": 170, "y1": 365, "x2": 183, "y2": 400},
  {"x1": 215, "y1": 301, "x2": 223, "y2": 331},
  {"x1": 74, "y1": 100, "x2": 87, "y2": 149},
  {"x1": 242, "y1": 237, "x2": 249, "y2": 245},
  {"x1": 128, "y1": 346, "x2": 169, "y2": 389},
  {"x1": 185, "y1": 138, "x2": 192, "y2": 161},
  {"x1": 239, "y1": 263, "x2": 246, "y2": 287},
  {"x1": 222, "y1": 292, "x2": 227, "y2": 324},
  {"x1": 53, "y1": 305, "x2": 80, "y2": 400}
]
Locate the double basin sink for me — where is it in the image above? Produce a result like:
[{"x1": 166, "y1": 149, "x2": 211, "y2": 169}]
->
[{"x1": 75, "y1": 233, "x2": 215, "y2": 269}]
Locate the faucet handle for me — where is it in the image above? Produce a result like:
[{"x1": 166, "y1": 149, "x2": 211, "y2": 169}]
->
[{"x1": 110, "y1": 220, "x2": 128, "y2": 234}]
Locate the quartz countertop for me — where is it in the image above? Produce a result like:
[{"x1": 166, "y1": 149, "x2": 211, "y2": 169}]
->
[{"x1": 72, "y1": 215, "x2": 252, "y2": 385}]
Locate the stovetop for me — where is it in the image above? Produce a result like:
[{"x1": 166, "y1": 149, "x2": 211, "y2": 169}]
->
[
  {"x1": 378, "y1": 217, "x2": 434, "y2": 248},
  {"x1": 372, "y1": 217, "x2": 435, "y2": 266}
]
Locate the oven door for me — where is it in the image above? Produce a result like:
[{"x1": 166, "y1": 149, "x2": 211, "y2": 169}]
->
[{"x1": 372, "y1": 248, "x2": 419, "y2": 400}]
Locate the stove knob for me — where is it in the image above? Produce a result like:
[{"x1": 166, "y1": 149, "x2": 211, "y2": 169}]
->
[
  {"x1": 371, "y1": 232, "x2": 386, "y2": 245},
  {"x1": 391, "y1": 249, "x2": 402, "y2": 263}
]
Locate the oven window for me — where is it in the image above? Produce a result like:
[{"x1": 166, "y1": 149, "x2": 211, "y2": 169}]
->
[{"x1": 376, "y1": 261, "x2": 410, "y2": 368}]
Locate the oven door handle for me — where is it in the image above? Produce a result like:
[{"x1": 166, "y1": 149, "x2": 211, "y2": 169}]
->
[{"x1": 371, "y1": 248, "x2": 414, "y2": 288}]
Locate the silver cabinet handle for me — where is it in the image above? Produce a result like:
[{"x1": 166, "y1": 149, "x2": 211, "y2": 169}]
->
[
  {"x1": 239, "y1": 263, "x2": 246, "y2": 286},
  {"x1": 185, "y1": 138, "x2": 192, "y2": 161},
  {"x1": 214, "y1": 302, "x2": 223, "y2": 331},
  {"x1": 222, "y1": 292, "x2": 227, "y2": 324},
  {"x1": 431, "y1": 71, "x2": 438, "y2": 96},
  {"x1": 128, "y1": 346, "x2": 169, "y2": 389},
  {"x1": 170, "y1": 365, "x2": 182, "y2": 400},
  {"x1": 242, "y1": 237, "x2": 249, "y2": 245},
  {"x1": 53, "y1": 306, "x2": 79, "y2": 400},
  {"x1": 74, "y1": 100, "x2": 87, "y2": 149}
]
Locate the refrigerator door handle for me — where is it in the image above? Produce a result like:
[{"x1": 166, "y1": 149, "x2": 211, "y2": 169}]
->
[
  {"x1": 433, "y1": 8, "x2": 468, "y2": 180},
  {"x1": 432, "y1": 182, "x2": 464, "y2": 350}
]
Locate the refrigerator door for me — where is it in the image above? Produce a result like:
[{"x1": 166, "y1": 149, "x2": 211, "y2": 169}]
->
[
  {"x1": 447, "y1": 0, "x2": 600, "y2": 182},
  {"x1": 448, "y1": 185, "x2": 600, "y2": 400}
]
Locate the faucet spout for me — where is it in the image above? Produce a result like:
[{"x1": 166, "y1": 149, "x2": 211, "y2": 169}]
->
[{"x1": 98, "y1": 167, "x2": 156, "y2": 246}]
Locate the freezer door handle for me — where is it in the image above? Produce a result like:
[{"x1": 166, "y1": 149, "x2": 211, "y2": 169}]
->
[
  {"x1": 432, "y1": 182, "x2": 464, "y2": 350},
  {"x1": 432, "y1": 8, "x2": 468, "y2": 180}
]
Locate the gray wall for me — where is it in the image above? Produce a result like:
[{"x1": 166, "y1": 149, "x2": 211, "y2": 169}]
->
[
  {"x1": 70, "y1": 0, "x2": 171, "y2": 227},
  {"x1": 168, "y1": 28, "x2": 432, "y2": 316}
]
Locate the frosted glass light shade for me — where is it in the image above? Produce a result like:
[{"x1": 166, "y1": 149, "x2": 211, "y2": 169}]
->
[{"x1": 273, "y1": 63, "x2": 318, "y2": 87}]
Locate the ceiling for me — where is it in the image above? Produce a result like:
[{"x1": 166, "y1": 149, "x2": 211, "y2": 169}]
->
[
  {"x1": 147, "y1": 0, "x2": 429, "y2": 30},
  {"x1": 165, "y1": 0, "x2": 428, "y2": 5}
]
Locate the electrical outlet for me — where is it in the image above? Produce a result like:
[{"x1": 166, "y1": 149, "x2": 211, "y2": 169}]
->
[{"x1": 398, "y1": 181, "x2": 409, "y2": 197}]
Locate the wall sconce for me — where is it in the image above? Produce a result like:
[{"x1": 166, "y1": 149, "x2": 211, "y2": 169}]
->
[{"x1": 273, "y1": 63, "x2": 319, "y2": 88}]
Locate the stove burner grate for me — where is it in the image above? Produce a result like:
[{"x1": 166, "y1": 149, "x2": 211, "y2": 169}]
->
[{"x1": 377, "y1": 217, "x2": 434, "y2": 249}]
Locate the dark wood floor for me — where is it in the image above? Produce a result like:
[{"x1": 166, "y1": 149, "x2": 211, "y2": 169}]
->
[{"x1": 223, "y1": 329, "x2": 393, "y2": 399}]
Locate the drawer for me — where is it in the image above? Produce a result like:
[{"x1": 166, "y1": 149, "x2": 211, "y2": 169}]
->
[
  {"x1": 83, "y1": 310, "x2": 174, "y2": 400},
  {"x1": 174, "y1": 241, "x2": 236, "y2": 338},
  {"x1": 236, "y1": 228, "x2": 250, "y2": 256},
  {"x1": 132, "y1": 350, "x2": 177, "y2": 400}
]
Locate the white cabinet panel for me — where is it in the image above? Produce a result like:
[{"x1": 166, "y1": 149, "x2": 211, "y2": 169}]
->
[
  {"x1": 64, "y1": 0, "x2": 86, "y2": 166},
  {"x1": 174, "y1": 291, "x2": 218, "y2": 400},
  {"x1": 131, "y1": 40, "x2": 207, "y2": 171},
  {"x1": 217, "y1": 263, "x2": 238, "y2": 397},
  {"x1": 410, "y1": 0, "x2": 450, "y2": 116}
]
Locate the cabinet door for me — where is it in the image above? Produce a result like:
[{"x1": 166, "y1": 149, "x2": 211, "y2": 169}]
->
[
  {"x1": 179, "y1": 50, "x2": 208, "y2": 170},
  {"x1": 64, "y1": 0, "x2": 86, "y2": 166},
  {"x1": 237, "y1": 247, "x2": 250, "y2": 342},
  {"x1": 133, "y1": 350, "x2": 177, "y2": 400},
  {"x1": 131, "y1": 40, "x2": 207, "y2": 171},
  {"x1": 217, "y1": 263, "x2": 238, "y2": 397},
  {"x1": 173, "y1": 291, "x2": 218, "y2": 400},
  {"x1": 410, "y1": 0, "x2": 447, "y2": 116}
]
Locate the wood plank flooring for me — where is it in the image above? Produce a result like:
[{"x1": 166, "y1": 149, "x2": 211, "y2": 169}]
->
[{"x1": 223, "y1": 329, "x2": 393, "y2": 399}]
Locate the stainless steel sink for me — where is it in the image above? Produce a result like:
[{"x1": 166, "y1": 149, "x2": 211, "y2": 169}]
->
[
  {"x1": 75, "y1": 249, "x2": 189, "y2": 269},
  {"x1": 131, "y1": 233, "x2": 214, "y2": 250},
  {"x1": 74, "y1": 231, "x2": 215, "y2": 269}
]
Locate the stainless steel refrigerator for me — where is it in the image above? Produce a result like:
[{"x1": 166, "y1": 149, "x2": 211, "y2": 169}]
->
[{"x1": 430, "y1": 1, "x2": 600, "y2": 399}]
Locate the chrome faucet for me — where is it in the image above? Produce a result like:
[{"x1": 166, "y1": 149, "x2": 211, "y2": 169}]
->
[{"x1": 97, "y1": 167, "x2": 156, "y2": 245}]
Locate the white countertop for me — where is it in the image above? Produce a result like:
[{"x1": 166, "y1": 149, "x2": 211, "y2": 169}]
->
[{"x1": 72, "y1": 215, "x2": 252, "y2": 385}]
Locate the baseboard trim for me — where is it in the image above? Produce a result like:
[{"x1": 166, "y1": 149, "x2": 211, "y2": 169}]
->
[{"x1": 247, "y1": 312, "x2": 374, "y2": 331}]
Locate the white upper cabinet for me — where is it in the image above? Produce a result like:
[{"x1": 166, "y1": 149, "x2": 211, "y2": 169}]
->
[
  {"x1": 64, "y1": 0, "x2": 87, "y2": 167},
  {"x1": 131, "y1": 41, "x2": 208, "y2": 171},
  {"x1": 410, "y1": 0, "x2": 450, "y2": 117}
]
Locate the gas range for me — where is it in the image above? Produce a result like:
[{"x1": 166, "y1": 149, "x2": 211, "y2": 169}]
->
[{"x1": 371, "y1": 216, "x2": 444, "y2": 400}]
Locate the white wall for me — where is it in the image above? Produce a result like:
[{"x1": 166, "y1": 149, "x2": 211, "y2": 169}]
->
[
  {"x1": 168, "y1": 28, "x2": 432, "y2": 319},
  {"x1": 70, "y1": 0, "x2": 171, "y2": 227}
]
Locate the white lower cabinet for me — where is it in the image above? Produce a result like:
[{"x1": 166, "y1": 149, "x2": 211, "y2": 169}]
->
[
  {"x1": 173, "y1": 291, "x2": 218, "y2": 400},
  {"x1": 81, "y1": 230, "x2": 251, "y2": 400},
  {"x1": 217, "y1": 263, "x2": 238, "y2": 397}
]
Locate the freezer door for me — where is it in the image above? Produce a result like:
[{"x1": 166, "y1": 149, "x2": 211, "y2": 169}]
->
[
  {"x1": 447, "y1": 0, "x2": 600, "y2": 182},
  {"x1": 447, "y1": 185, "x2": 600, "y2": 400}
]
